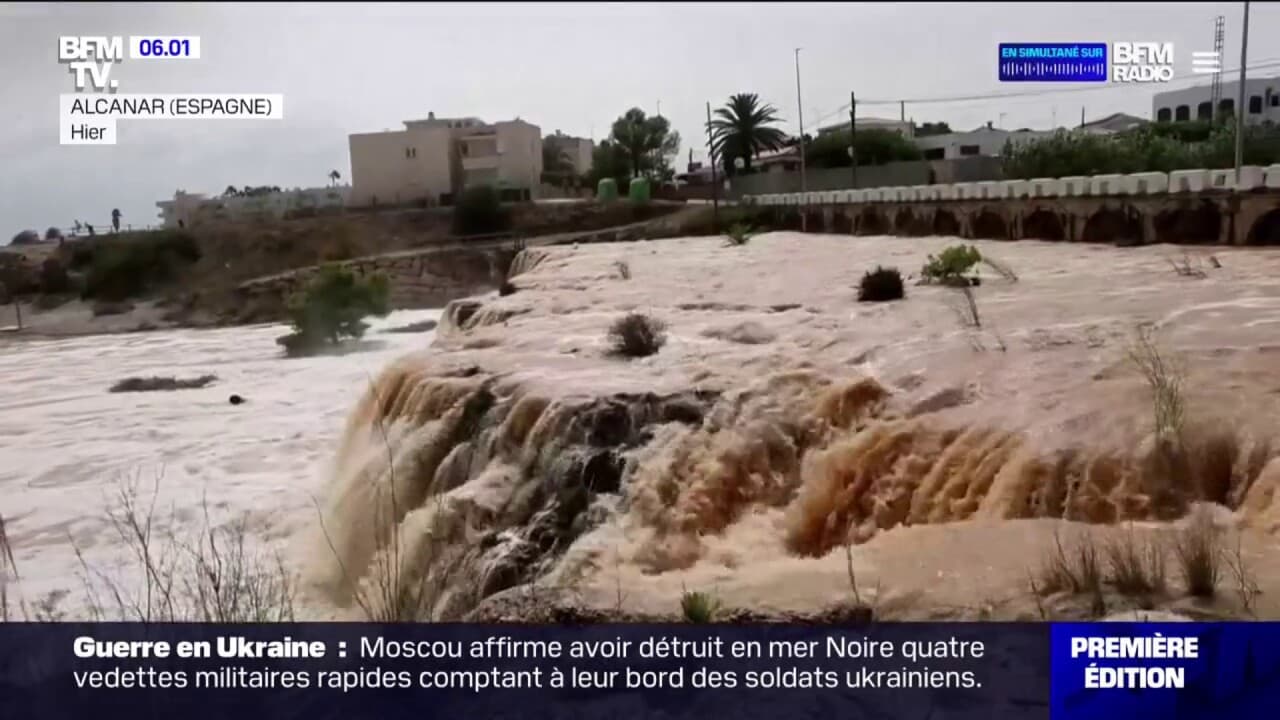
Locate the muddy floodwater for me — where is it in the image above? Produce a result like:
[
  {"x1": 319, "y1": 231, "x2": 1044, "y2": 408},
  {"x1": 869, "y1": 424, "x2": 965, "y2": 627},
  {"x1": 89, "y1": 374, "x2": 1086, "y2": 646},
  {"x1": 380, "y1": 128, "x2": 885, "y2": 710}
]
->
[{"x1": 5, "y1": 233, "x2": 1280, "y2": 621}]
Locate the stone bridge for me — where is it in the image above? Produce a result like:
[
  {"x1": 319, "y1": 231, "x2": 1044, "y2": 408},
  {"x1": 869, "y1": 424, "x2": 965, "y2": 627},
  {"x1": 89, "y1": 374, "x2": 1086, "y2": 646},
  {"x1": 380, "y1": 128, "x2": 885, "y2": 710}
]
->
[
  {"x1": 766, "y1": 191, "x2": 1280, "y2": 245},
  {"x1": 750, "y1": 167, "x2": 1280, "y2": 245}
]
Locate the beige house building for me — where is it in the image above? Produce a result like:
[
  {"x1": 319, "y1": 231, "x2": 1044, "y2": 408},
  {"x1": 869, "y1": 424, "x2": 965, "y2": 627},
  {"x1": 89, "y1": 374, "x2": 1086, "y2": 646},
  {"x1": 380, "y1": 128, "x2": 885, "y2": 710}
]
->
[
  {"x1": 543, "y1": 131, "x2": 594, "y2": 176},
  {"x1": 348, "y1": 113, "x2": 543, "y2": 207}
]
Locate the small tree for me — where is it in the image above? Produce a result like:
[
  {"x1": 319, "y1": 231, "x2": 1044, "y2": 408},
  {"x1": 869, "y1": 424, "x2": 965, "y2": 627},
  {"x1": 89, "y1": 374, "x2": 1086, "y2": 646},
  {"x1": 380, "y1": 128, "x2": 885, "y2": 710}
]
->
[
  {"x1": 278, "y1": 264, "x2": 391, "y2": 354},
  {"x1": 329, "y1": 170, "x2": 341, "y2": 186},
  {"x1": 10, "y1": 230, "x2": 39, "y2": 245},
  {"x1": 922, "y1": 244, "x2": 982, "y2": 286}
]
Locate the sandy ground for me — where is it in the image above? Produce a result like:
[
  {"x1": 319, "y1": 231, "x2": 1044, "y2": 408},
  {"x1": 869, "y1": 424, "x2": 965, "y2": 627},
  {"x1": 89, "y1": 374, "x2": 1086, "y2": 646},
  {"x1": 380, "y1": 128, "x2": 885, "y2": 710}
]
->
[
  {"x1": 399, "y1": 231, "x2": 1280, "y2": 620},
  {"x1": 0, "y1": 298, "x2": 183, "y2": 338}
]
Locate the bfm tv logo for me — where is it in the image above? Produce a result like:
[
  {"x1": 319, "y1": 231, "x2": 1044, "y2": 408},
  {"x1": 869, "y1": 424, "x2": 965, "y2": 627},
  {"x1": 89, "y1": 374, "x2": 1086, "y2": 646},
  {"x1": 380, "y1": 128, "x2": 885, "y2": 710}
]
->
[{"x1": 1112, "y1": 42, "x2": 1222, "y2": 83}]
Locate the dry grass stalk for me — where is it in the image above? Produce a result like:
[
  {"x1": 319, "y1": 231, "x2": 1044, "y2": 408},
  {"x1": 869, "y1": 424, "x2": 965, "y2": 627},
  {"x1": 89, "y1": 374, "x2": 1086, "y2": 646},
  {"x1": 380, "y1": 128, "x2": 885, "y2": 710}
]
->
[
  {"x1": 1126, "y1": 324, "x2": 1186, "y2": 443},
  {"x1": 1104, "y1": 525, "x2": 1167, "y2": 596},
  {"x1": 1174, "y1": 508, "x2": 1221, "y2": 598}
]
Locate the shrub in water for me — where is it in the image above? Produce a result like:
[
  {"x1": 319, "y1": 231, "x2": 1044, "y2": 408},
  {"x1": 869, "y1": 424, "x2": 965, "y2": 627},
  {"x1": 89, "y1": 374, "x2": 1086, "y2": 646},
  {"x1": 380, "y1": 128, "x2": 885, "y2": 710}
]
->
[
  {"x1": 607, "y1": 312, "x2": 667, "y2": 358},
  {"x1": 922, "y1": 244, "x2": 982, "y2": 285},
  {"x1": 724, "y1": 223, "x2": 753, "y2": 246},
  {"x1": 278, "y1": 264, "x2": 390, "y2": 354},
  {"x1": 858, "y1": 266, "x2": 904, "y2": 302}
]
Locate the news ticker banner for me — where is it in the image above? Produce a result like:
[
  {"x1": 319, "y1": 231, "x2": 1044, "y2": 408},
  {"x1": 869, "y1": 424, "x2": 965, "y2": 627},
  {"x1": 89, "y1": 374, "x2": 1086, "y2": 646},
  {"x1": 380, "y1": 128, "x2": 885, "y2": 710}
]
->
[
  {"x1": 58, "y1": 35, "x2": 283, "y2": 145},
  {"x1": 1, "y1": 622, "x2": 1278, "y2": 719}
]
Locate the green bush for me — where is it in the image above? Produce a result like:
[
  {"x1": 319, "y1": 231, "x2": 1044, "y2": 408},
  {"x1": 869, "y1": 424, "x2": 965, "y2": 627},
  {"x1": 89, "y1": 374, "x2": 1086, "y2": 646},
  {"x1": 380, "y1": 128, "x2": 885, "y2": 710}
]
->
[
  {"x1": 1002, "y1": 123, "x2": 1280, "y2": 179},
  {"x1": 679, "y1": 589, "x2": 721, "y2": 623},
  {"x1": 40, "y1": 258, "x2": 70, "y2": 294},
  {"x1": 81, "y1": 230, "x2": 201, "y2": 301},
  {"x1": 278, "y1": 264, "x2": 391, "y2": 354},
  {"x1": 858, "y1": 266, "x2": 904, "y2": 302},
  {"x1": 806, "y1": 128, "x2": 922, "y2": 168},
  {"x1": 452, "y1": 185, "x2": 511, "y2": 236},
  {"x1": 922, "y1": 244, "x2": 982, "y2": 285},
  {"x1": 724, "y1": 223, "x2": 753, "y2": 246}
]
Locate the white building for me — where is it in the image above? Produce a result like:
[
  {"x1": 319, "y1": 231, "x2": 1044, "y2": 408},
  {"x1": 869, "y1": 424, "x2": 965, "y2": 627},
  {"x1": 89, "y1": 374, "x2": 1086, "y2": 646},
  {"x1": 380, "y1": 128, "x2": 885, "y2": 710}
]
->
[
  {"x1": 818, "y1": 117, "x2": 914, "y2": 138},
  {"x1": 1152, "y1": 76, "x2": 1280, "y2": 123},
  {"x1": 348, "y1": 113, "x2": 543, "y2": 207},
  {"x1": 914, "y1": 124, "x2": 1058, "y2": 160},
  {"x1": 543, "y1": 131, "x2": 594, "y2": 176},
  {"x1": 155, "y1": 185, "x2": 351, "y2": 228}
]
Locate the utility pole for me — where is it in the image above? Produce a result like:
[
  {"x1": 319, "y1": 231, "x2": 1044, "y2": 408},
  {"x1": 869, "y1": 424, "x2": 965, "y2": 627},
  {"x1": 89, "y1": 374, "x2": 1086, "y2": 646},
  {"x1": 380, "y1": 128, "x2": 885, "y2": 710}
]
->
[
  {"x1": 1235, "y1": 0, "x2": 1250, "y2": 184},
  {"x1": 899, "y1": 100, "x2": 905, "y2": 122},
  {"x1": 706, "y1": 101, "x2": 719, "y2": 234},
  {"x1": 1211, "y1": 14, "x2": 1226, "y2": 122},
  {"x1": 1080, "y1": 107, "x2": 1085, "y2": 128},
  {"x1": 794, "y1": 47, "x2": 807, "y2": 231},
  {"x1": 849, "y1": 91, "x2": 858, "y2": 189}
]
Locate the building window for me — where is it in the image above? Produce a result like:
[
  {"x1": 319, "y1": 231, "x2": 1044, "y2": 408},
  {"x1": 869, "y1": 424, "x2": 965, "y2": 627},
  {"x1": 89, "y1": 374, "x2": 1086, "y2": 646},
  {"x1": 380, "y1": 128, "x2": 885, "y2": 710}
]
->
[
  {"x1": 1196, "y1": 102, "x2": 1212, "y2": 120},
  {"x1": 1174, "y1": 105, "x2": 1190, "y2": 121},
  {"x1": 959, "y1": 144, "x2": 981, "y2": 156},
  {"x1": 1219, "y1": 98, "x2": 1234, "y2": 115},
  {"x1": 1249, "y1": 95, "x2": 1263, "y2": 114},
  {"x1": 922, "y1": 148, "x2": 945, "y2": 160},
  {"x1": 1272, "y1": 95, "x2": 1279, "y2": 107},
  {"x1": 461, "y1": 143, "x2": 468, "y2": 157},
  {"x1": 1156, "y1": 107, "x2": 1172, "y2": 122}
]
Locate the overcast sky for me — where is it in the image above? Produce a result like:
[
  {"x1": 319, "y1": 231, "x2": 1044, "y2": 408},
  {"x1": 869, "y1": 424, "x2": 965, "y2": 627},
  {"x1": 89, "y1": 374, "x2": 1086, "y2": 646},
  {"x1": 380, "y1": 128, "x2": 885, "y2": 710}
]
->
[{"x1": 2, "y1": 1, "x2": 1276, "y2": 236}]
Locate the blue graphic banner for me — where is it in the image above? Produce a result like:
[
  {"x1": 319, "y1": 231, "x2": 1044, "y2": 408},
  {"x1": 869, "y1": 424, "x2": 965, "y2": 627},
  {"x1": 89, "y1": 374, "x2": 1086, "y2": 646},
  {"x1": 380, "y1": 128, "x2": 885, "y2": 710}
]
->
[
  {"x1": 999, "y1": 43, "x2": 1108, "y2": 82},
  {"x1": 1, "y1": 622, "x2": 1279, "y2": 718}
]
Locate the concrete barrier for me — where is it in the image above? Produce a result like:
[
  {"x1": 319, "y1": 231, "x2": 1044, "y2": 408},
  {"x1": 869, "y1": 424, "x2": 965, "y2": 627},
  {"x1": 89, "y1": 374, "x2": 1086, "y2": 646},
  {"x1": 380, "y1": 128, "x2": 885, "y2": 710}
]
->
[
  {"x1": 1207, "y1": 169, "x2": 1236, "y2": 191},
  {"x1": 934, "y1": 184, "x2": 956, "y2": 200},
  {"x1": 1238, "y1": 166, "x2": 1265, "y2": 191},
  {"x1": 864, "y1": 188, "x2": 883, "y2": 202},
  {"x1": 977, "y1": 181, "x2": 1002, "y2": 199},
  {"x1": 1089, "y1": 174, "x2": 1126, "y2": 196},
  {"x1": 1169, "y1": 169, "x2": 1209, "y2": 193},
  {"x1": 1126, "y1": 172, "x2": 1169, "y2": 195},
  {"x1": 1000, "y1": 180, "x2": 1030, "y2": 199},
  {"x1": 954, "y1": 182, "x2": 979, "y2": 200},
  {"x1": 1029, "y1": 178, "x2": 1061, "y2": 198},
  {"x1": 1060, "y1": 176, "x2": 1090, "y2": 197},
  {"x1": 1265, "y1": 164, "x2": 1280, "y2": 190}
]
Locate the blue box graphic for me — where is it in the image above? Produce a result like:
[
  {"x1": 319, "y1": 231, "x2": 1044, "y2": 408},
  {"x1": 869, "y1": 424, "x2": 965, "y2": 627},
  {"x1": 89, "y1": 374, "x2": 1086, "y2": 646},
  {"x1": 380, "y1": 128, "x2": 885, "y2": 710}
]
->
[{"x1": 999, "y1": 43, "x2": 1108, "y2": 82}]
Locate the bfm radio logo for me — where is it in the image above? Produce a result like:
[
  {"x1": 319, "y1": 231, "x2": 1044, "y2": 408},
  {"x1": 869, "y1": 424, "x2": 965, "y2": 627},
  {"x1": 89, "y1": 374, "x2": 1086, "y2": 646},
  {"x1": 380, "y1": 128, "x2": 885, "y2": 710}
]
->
[{"x1": 1112, "y1": 41, "x2": 1220, "y2": 83}]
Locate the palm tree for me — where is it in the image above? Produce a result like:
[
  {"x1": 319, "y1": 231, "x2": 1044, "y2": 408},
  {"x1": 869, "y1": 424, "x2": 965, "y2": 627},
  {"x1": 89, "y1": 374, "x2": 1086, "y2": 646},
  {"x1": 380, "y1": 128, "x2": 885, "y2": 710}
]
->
[
  {"x1": 708, "y1": 93, "x2": 788, "y2": 175},
  {"x1": 329, "y1": 170, "x2": 341, "y2": 186}
]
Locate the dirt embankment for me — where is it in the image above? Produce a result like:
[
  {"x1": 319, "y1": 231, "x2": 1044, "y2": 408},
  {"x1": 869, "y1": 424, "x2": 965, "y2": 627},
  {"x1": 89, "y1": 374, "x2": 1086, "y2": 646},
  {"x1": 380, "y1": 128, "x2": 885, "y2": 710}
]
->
[{"x1": 1, "y1": 201, "x2": 689, "y2": 336}]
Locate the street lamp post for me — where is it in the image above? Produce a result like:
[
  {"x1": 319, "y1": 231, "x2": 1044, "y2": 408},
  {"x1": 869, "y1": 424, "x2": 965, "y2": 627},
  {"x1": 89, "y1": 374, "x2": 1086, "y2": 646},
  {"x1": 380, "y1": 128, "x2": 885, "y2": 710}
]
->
[{"x1": 794, "y1": 48, "x2": 807, "y2": 231}]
